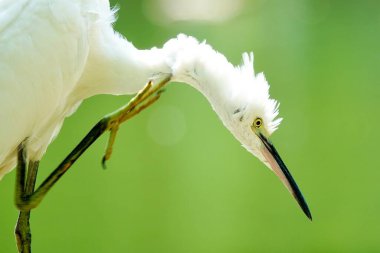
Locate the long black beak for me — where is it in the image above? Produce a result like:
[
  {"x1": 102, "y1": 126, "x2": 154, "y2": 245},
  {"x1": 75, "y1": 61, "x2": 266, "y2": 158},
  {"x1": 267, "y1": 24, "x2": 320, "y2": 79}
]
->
[{"x1": 258, "y1": 133, "x2": 312, "y2": 220}]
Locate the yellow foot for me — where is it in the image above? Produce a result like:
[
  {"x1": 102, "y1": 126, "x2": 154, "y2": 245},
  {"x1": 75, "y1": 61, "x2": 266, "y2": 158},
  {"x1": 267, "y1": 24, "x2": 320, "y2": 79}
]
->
[{"x1": 101, "y1": 76, "x2": 171, "y2": 168}]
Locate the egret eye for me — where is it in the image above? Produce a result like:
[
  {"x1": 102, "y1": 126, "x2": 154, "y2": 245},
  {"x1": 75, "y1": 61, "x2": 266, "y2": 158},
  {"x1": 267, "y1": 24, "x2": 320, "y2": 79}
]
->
[{"x1": 253, "y1": 117, "x2": 263, "y2": 129}]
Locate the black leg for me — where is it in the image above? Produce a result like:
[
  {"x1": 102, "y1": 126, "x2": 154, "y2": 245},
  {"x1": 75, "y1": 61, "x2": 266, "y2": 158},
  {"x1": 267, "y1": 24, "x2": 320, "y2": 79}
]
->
[
  {"x1": 15, "y1": 159, "x2": 39, "y2": 253},
  {"x1": 13, "y1": 77, "x2": 170, "y2": 252},
  {"x1": 14, "y1": 76, "x2": 170, "y2": 211}
]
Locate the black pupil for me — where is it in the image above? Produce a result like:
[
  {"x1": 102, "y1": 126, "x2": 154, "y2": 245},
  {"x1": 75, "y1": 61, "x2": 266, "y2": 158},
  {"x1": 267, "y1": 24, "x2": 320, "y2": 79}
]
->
[{"x1": 256, "y1": 120, "x2": 261, "y2": 126}]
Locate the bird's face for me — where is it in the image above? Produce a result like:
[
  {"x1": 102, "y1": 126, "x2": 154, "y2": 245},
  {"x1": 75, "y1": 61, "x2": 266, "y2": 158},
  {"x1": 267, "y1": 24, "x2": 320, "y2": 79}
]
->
[
  {"x1": 222, "y1": 53, "x2": 311, "y2": 219},
  {"x1": 228, "y1": 97, "x2": 311, "y2": 220}
]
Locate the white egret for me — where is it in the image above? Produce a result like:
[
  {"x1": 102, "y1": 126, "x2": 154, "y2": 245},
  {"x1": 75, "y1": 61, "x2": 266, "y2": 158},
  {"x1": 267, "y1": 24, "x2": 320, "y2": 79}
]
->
[{"x1": 0, "y1": 0, "x2": 311, "y2": 252}]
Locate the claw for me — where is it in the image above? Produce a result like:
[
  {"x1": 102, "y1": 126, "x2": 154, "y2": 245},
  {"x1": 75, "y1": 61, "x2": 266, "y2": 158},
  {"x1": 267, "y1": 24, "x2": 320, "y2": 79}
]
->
[
  {"x1": 102, "y1": 124, "x2": 119, "y2": 169},
  {"x1": 101, "y1": 156, "x2": 107, "y2": 169},
  {"x1": 157, "y1": 88, "x2": 166, "y2": 95}
]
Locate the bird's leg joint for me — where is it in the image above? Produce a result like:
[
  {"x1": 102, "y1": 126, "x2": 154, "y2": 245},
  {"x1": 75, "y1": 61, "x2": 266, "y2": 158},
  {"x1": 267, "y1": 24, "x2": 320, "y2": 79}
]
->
[{"x1": 15, "y1": 198, "x2": 37, "y2": 212}]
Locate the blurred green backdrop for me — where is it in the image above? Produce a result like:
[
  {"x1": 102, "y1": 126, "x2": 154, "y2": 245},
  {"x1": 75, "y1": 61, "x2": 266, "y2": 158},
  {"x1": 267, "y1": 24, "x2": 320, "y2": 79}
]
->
[{"x1": 1, "y1": 0, "x2": 380, "y2": 252}]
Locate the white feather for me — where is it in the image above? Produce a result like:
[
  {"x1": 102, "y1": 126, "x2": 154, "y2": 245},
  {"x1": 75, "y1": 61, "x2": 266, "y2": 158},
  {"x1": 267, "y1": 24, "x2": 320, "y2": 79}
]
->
[{"x1": 0, "y1": 1, "x2": 281, "y2": 179}]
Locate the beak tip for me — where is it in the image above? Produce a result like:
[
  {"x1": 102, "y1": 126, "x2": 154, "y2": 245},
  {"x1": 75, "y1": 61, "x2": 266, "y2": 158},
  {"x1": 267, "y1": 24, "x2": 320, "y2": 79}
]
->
[
  {"x1": 293, "y1": 190, "x2": 312, "y2": 221},
  {"x1": 305, "y1": 210, "x2": 313, "y2": 221},
  {"x1": 299, "y1": 200, "x2": 312, "y2": 221}
]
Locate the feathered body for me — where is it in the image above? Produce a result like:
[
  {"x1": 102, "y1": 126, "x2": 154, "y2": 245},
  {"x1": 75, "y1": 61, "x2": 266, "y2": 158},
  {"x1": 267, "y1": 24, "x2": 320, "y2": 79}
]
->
[
  {"x1": 0, "y1": 0, "x2": 278, "y2": 179},
  {"x1": 0, "y1": 0, "x2": 312, "y2": 220},
  {"x1": 1, "y1": 0, "x2": 160, "y2": 178}
]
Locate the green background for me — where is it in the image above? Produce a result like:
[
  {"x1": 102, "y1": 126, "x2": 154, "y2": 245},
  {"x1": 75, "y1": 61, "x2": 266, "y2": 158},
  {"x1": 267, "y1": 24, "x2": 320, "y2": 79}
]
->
[{"x1": 1, "y1": 0, "x2": 380, "y2": 252}]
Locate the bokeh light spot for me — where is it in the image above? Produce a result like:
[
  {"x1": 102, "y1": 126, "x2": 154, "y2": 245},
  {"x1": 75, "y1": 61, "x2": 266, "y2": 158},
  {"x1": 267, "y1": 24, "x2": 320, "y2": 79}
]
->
[{"x1": 147, "y1": 105, "x2": 186, "y2": 146}]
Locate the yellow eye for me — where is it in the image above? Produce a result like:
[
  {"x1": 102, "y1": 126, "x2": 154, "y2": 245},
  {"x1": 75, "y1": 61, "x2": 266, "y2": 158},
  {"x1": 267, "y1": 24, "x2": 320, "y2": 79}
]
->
[{"x1": 253, "y1": 117, "x2": 263, "y2": 129}]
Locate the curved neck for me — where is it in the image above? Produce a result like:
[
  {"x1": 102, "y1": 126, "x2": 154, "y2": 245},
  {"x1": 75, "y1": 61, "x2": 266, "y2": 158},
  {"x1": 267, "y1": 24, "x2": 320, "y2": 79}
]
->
[
  {"x1": 166, "y1": 36, "x2": 238, "y2": 108},
  {"x1": 166, "y1": 37, "x2": 241, "y2": 123},
  {"x1": 76, "y1": 33, "x2": 240, "y2": 120}
]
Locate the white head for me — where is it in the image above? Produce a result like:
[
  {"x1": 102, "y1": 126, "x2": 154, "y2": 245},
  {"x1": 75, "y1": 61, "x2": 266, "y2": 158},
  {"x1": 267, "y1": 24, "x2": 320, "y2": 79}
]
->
[
  {"x1": 213, "y1": 53, "x2": 311, "y2": 220},
  {"x1": 164, "y1": 35, "x2": 311, "y2": 219}
]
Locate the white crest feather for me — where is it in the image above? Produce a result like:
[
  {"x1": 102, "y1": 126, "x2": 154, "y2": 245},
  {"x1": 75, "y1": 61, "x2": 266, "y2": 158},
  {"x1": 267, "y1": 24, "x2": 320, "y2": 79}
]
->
[{"x1": 237, "y1": 52, "x2": 282, "y2": 134}]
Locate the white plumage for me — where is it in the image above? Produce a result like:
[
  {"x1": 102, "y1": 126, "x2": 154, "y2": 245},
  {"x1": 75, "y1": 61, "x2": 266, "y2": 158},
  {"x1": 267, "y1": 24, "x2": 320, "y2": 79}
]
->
[
  {"x1": 0, "y1": 0, "x2": 166, "y2": 177},
  {"x1": 0, "y1": 0, "x2": 310, "y2": 219}
]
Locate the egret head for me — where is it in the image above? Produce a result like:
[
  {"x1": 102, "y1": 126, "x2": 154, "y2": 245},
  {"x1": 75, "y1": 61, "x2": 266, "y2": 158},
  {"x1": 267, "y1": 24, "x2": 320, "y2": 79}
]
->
[
  {"x1": 225, "y1": 53, "x2": 312, "y2": 219},
  {"x1": 163, "y1": 35, "x2": 310, "y2": 219}
]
